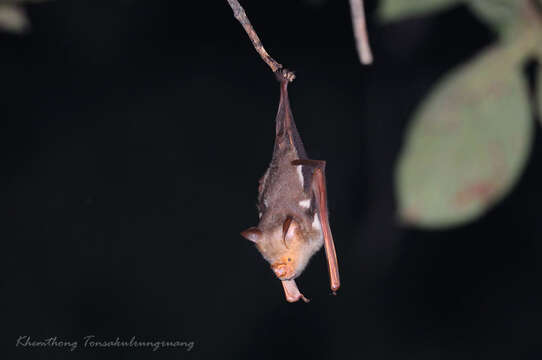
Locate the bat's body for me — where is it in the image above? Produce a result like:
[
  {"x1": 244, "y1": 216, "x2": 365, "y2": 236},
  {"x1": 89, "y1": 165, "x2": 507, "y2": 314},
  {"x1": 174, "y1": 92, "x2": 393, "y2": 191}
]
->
[{"x1": 241, "y1": 78, "x2": 340, "y2": 303}]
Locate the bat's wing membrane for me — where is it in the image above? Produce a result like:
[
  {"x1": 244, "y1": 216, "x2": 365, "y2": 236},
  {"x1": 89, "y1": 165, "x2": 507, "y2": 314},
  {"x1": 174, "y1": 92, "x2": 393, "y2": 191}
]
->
[{"x1": 292, "y1": 159, "x2": 340, "y2": 293}]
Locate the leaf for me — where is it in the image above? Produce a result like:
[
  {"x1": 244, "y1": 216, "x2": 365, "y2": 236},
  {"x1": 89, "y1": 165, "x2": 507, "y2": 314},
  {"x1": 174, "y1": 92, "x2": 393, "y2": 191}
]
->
[
  {"x1": 467, "y1": 0, "x2": 523, "y2": 37},
  {"x1": 0, "y1": 4, "x2": 28, "y2": 33},
  {"x1": 395, "y1": 40, "x2": 534, "y2": 228},
  {"x1": 0, "y1": 0, "x2": 48, "y2": 3},
  {"x1": 537, "y1": 30, "x2": 542, "y2": 126},
  {"x1": 539, "y1": 63, "x2": 542, "y2": 125},
  {"x1": 379, "y1": 0, "x2": 462, "y2": 22}
]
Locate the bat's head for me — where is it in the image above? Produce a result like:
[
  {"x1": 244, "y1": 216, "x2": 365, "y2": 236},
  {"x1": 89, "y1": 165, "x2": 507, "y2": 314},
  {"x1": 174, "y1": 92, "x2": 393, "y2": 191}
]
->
[{"x1": 241, "y1": 217, "x2": 321, "y2": 281}]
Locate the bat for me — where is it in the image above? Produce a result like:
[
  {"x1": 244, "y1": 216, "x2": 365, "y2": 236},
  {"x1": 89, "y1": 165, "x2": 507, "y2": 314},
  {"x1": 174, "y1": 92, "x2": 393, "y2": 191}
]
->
[{"x1": 241, "y1": 75, "x2": 340, "y2": 303}]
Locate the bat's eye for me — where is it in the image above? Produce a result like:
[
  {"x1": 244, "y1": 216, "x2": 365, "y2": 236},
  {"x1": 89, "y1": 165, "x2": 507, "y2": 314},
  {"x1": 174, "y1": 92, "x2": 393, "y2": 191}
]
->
[{"x1": 287, "y1": 258, "x2": 291, "y2": 262}]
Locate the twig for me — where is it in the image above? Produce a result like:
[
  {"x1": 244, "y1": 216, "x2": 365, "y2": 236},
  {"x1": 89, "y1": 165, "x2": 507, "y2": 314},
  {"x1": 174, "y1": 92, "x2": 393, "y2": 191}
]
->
[
  {"x1": 349, "y1": 0, "x2": 373, "y2": 65},
  {"x1": 226, "y1": 0, "x2": 295, "y2": 82}
]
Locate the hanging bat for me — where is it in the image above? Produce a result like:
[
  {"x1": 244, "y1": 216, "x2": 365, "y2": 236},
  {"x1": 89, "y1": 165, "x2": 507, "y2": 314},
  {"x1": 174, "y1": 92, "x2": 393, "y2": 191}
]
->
[{"x1": 241, "y1": 76, "x2": 340, "y2": 303}]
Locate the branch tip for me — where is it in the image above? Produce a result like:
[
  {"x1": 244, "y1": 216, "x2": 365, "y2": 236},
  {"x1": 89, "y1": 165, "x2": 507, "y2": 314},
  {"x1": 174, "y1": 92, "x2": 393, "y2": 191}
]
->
[
  {"x1": 349, "y1": 0, "x2": 373, "y2": 65},
  {"x1": 227, "y1": 0, "x2": 295, "y2": 81}
]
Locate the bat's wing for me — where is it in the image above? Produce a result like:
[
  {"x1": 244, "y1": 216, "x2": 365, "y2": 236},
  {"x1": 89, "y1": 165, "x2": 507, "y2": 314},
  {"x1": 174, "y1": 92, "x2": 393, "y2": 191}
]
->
[
  {"x1": 274, "y1": 79, "x2": 308, "y2": 159},
  {"x1": 292, "y1": 159, "x2": 340, "y2": 293}
]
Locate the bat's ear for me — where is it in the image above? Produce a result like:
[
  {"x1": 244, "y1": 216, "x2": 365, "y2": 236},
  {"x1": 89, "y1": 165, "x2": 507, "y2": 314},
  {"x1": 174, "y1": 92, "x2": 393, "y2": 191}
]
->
[
  {"x1": 283, "y1": 217, "x2": 300, "y2": 247},
  {"x1": 241, "y1": 227, "x2": 263, "y2": 243}
]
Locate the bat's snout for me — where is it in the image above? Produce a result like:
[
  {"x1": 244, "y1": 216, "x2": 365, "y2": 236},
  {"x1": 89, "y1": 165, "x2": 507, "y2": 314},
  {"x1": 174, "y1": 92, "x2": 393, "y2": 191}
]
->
[{"x1": 271, "y1": 263, "x2": 295, "y2": 280}]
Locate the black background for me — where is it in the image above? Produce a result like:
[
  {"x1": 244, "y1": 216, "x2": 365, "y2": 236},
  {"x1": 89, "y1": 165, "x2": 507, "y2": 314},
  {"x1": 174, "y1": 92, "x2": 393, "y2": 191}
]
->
[{"x1": 3, "y1": 0, "x2": 542, "y2": 359}]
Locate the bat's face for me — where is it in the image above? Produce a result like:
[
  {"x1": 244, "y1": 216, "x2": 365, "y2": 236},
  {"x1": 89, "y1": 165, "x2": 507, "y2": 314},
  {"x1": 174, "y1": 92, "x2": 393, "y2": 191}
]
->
[{"x1": 241, "y1": 218, "x2": 321, "y2": 281}]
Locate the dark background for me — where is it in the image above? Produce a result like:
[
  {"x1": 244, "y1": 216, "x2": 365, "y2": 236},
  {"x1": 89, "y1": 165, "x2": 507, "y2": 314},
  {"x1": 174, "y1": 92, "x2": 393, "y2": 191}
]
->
[{"x1": 3, "y1": 0, "x2": 542, "y2": 359}]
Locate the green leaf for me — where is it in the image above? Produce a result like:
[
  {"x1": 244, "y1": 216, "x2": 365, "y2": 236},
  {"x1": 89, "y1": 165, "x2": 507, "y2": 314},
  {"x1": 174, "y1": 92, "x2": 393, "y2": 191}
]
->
[
  {"x1": 0, "y1": 5, "x2": 29, "y2": 33},
  {"x1": 539, "y1": 63, "x2": 542, "y2": 125},
  {"x1": 379, "y1": 0, "x2": 462, "y2": 22},
  {"x1": 467, "y1": 0, "x2": 523, "y2": 37},
  {"x1": 0, "y1": 0, "x2": 48, "y2": 3},
  {"x1": 395, "y1": 41, "x2": 534, "y2": 228},
  {"x1": 0, "y1": 1, "x2": 50, "y2": 34}
]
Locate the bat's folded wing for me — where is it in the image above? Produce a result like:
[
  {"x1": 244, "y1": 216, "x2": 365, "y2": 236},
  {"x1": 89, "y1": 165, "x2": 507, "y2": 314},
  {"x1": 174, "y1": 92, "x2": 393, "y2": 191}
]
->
[{"x1": 281, "y1": 280, "x2": 310, "y2": 303}]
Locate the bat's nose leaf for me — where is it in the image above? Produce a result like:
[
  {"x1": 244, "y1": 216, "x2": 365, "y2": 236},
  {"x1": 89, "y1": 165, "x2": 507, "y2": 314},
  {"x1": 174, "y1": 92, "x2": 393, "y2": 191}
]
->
[{"x1": 272, "y1": 263, "x2": 288, "y2": 278}]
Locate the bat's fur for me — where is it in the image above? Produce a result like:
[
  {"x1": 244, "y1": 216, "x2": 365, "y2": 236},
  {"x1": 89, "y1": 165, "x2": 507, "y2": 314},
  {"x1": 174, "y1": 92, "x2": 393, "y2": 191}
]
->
[{"x1": 244, "y1": 80, "x2": 324, "y2": 281}]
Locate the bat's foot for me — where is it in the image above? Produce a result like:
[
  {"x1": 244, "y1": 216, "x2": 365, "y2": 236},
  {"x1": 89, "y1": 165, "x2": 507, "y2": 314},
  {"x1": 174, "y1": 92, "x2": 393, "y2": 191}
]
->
[
  {"x1": 286, "y1": 293, "x2": 310, "y2": 303},
  {"x1": 281, "y1": 279, "x2": 310, "y2": 303}
]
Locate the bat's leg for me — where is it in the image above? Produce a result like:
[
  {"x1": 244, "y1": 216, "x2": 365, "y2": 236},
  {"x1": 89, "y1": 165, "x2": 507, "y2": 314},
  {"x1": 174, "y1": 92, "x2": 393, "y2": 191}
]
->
[{"x1": 292, "y1": 159, "x2": 340, "y2": 293}]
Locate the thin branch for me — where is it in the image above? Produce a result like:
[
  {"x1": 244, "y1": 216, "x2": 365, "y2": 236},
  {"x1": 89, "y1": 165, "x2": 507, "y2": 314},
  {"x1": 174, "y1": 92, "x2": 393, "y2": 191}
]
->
[
  {"x1": 226, "y1": 0, "x2": 295, "y2": 82},
  {"x1": 349, "y1": 0, "x2": 373, "y2": 65}
]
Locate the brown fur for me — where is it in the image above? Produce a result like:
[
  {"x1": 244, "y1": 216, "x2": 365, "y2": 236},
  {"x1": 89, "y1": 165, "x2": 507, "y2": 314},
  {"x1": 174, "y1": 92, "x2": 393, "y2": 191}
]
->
[{"x1": 244, "y1": 79, "x2": 324, "y2": 281}]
